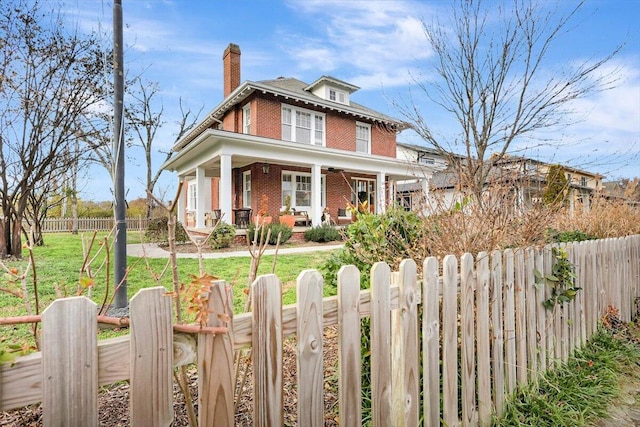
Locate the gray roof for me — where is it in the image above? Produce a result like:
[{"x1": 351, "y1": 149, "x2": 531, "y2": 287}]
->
[{"x1": 174, "y1": 75, "x2": 406, "y2": 151}]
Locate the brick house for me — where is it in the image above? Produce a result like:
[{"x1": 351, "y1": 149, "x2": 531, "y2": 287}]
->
[{"x1": 162, "y1": 44, "x2": 432, "y2": 229}]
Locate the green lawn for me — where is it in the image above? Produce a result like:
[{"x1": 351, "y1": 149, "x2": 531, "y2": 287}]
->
[{"x1": 0, "y1": 232, "x2": 338, "y2": 347}]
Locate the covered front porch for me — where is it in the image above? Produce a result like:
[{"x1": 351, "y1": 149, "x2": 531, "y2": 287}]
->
[{"x1": 162, "y1": 130, "x2": 432, "y2": 230}]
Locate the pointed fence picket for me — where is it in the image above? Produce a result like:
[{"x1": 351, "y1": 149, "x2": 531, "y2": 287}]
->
[{"x1": 1, "y1": 235, "x2": 640, "y2": 426}]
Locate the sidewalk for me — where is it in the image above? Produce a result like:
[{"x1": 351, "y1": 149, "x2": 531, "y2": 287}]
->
[{"x1": 126, "y1": 242, "x2": 344, "y2": 259}]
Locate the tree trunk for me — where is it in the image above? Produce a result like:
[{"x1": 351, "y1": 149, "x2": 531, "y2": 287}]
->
[
  {"x1": 11, "y1": 215, "x2": 22, "y2": 259},
  {"x1": 0, "y1": 217, "x2": 7, "y2": 259}
]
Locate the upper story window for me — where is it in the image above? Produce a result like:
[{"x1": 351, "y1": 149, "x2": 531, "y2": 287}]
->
[
  {"x1": 418, "y1": 152, "x2": 435, "y2": 165},
  {"x1": 243, "y1": 103, "x2": 251, "y2": 134},
  {"x1": 356, "y1": 122, "x2": 371, "y2": 154},
  {"x1": 329, "y1": 88, "x2": 347, "y2": 104},
  {"x1": 281, "y1": 105, "x2": 325, "y2": 146},
  {"x1": 580, "y1": 176, "x2": 587, "y2": 187}
]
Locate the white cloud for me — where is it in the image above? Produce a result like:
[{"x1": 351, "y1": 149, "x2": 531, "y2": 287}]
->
[{"x1": 283, "y1": 0, "x2": 435, "y2": 89}]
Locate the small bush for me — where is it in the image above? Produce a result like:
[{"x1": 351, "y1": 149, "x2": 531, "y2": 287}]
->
[
  {"x1": 209, "y1": 222, "x2": 236, "y2": 249},
  {"x1": 304, "y1": 225, "x2": 342, "y2": 242},
  {"x1": 248, "y1": 222, "x2": 292, "y2": 245},
  {"x1": 546, "y1": 228, "x2": 598, "y2": 243},
  {"x1": 145, "y1": 217, "x2": 189, "y2": 243}
]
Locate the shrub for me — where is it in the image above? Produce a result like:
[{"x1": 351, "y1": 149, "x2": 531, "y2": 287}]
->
[
  {"x1": 209, "y1": 222, "x2": 236, "y2": 249},
  {"x1": 320, "y1": 207, "x2": 425, "y2": 290},
  {"x1": 546, "y1": 228, "x2": 598, "y2": 243},
  {"x1": 248, "y1": 222, "x2": 292, "y2": 245},
  {"x1": 144, "y1": 217, "x2": 188, "y2": 243},
  {"x1": 304, "y1": 225, "x2": 342, "y2": 243}
]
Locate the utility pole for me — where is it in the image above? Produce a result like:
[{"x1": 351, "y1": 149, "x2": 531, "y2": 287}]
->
[{"x1": 113, "y1": 0, "x2": 127, "y2": 308}]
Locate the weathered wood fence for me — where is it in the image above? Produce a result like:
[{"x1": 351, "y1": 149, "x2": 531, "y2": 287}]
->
[
  {"x1": 37, "y1": 217, "x2": 150, "y2": 233},
  {"x1": 1, "y1": 235, "x2": 639, "y2": 426}
]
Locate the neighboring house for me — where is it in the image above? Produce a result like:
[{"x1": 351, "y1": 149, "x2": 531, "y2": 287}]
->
[
  {"x1": 162, "y1": 44, "x2": 431, "y2": 229},
  {"x1": 395, "y1": 142, "x2": 448, "y2": 210},
  {"x1": 395, "y1": 150, "x2": 604, "y2": 214},
  {"x1": 493, "y1": 155, "x2": 603, "y2": 213}
]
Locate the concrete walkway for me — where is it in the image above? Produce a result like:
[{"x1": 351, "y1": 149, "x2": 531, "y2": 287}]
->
[{"x1": 126, "y1": 242, "x2": 344, "y2": 259}]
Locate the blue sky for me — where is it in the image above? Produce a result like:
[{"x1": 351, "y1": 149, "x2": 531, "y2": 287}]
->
[{"x1": 59, "y1": 0, "x2": 640, "y2": 202}]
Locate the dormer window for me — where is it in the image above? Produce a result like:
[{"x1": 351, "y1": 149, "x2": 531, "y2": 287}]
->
[{"x1": 329, "y1": 88, "x2": 347, "y2": 104}]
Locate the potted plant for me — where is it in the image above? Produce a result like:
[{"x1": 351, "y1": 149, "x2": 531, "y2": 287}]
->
[
  {"x1": 279, "y1": 195, "x2": 296, "y2": 228},
  {"x1": 254, "y1": 194, "x2": 272, "y2": 226}
]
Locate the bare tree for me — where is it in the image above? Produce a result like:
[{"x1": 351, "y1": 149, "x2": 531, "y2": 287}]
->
[
  {"x1": 0, "y1": 0, "x2": 103, "y2": 258},
  {"x1": 126, "y1": 78, "x2": 202, "y2": 219},
  {"x1": 399, "y1": 0, "x2": 619, "y2": 210}
]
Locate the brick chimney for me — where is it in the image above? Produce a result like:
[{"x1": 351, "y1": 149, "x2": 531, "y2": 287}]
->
[{"x1": 223, "y1": 43, "x2": 241, "y2": 97}]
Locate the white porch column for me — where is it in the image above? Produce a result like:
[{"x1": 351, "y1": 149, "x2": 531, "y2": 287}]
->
[
  {"x1": 195, "y1": 167, "x2": 206, "y2": 228},
  {"x1": 377, "y1": 171, "x2": 386, "y2": 214},
  {"x1": 311, "y1": 163, "x2": 322, "y2": 226},
  {"x1": 220, "y1": 154, "x2": 232, "y2": 225}
]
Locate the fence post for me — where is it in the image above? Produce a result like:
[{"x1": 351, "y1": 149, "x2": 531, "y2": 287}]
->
[
  {"x1": 42, "y1": 297, "x2": 98, "y2": 426},
  {"x1": 370, "y1": 262, "x2": 392, "y2": 427},
  {"x1": 338, "y1": 265, "x2": 362, "y2": 427},
  {"x1": 525, "y1": 247, "x2": 538, "y2": 380},
  {"x1": 490, "y1": 250, "x2": 505, "y2": 417},
  {"x1": 296, "y1": 270, "x2": 324, "y2": 426},
  {"x1": 252, "y1": 274, "x2": 283, "y2": 427},
  {"x1": 476, "y1": 252, "x2": 491, "y2": 426},
  {"x1": 422, "y1": 257, "x2": 440, "y2": 426},
  {"x1": 442, "y1": 254, "x2": 459, "y2": 427},
  {"x1": 391, "y1": 259, "x2": 419, "y2": 426},
  {"x1": 129, "y1": 287, "x2": 173, "y2": 426},
  {"x1": 461, "y1": 253, "x2": 477, "y2": 426},
  {"x1": 198, "y1": 280, "x2": 235, "y2": 426},
  {"x1": 503, "y1": 249, "x2": 517, "y2": 394}
]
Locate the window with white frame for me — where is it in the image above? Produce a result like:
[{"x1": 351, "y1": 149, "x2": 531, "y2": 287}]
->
[
  {"x1": 243, "y1": 103, "x2": 251, "y2": 134},
  {"x1": 243, "y1": 171, "x2": 251, "y2": 208},
  {"x1": 356, "y1": 122, "x2": 371, "y2": 154},
  {"x1": 281, "y1": 171, "x2": 326, "y2": 209},
  {"x1": 329, "y1": 88, "x2": 347, "y2": 104},
  {"x1": 281, "y1": 105, "x2": 325, "y2": 146},
  {"x1": 188, "y1": 182, "x2": 197, "y2": 211}
]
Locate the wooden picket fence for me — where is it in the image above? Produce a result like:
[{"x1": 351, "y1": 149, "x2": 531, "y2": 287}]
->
[
  {"x1": 37, "y1": 217, "x2": 150, "y2": 233},
  {"x1": 1, "y1": 235, "x2": 639, "y2": 426}
]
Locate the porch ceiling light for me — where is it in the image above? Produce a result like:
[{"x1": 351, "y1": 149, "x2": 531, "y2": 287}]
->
[{"x1": 262, "y1": 163, "x2": 270, "y2": 174}]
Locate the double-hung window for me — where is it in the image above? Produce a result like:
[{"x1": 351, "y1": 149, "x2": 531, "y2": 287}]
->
[
  {"x1": 281, "y1": 105, "x2": 325, "y2": 146},
  {"x1": 281, "y1": 171, "x2": 326, "y2": 209},
  {"x1": 243, "y1": 171, "x2": 251, "y2": 208},
  {"x1": 188, "y1": 182, "x2": 197, "y2": 211},
  {"x1": 243, "y1": 103, "x2": 251, "y2": 134},
  {"x1": 356, "y1": 122, "x2": 371, "y2": 154}
]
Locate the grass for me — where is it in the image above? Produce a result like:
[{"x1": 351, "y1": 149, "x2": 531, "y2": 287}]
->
[
  {"x1": 0, "y1": 232, "x2": 338, "y2": 348},
  {"x1": 493, "y1": 327, "x2": 640, "y2": 426}
]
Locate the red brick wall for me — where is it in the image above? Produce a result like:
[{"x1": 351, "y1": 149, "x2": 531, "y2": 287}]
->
[
  {"x1": 239, "y1": 93, "x2": 397, "y2": 157},
  {"x1": 371, "y1": 124, "x2": 397, "y2": 157}
]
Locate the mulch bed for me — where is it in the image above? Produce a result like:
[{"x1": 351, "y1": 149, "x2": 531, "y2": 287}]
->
[{"x1": 0, "y1": 327, "x2": 340, "y2": 426}]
